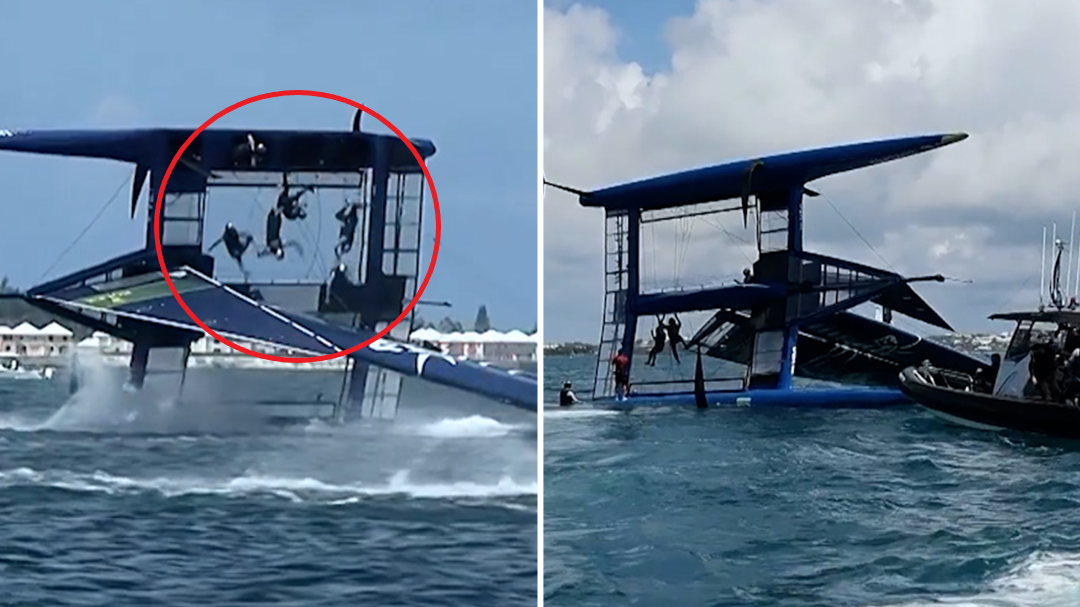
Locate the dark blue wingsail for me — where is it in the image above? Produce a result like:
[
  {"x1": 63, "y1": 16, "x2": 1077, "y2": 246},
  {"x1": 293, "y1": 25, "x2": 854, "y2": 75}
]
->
[{"x1": 35, "y1": 268, "x2": 536, "y2": 410}]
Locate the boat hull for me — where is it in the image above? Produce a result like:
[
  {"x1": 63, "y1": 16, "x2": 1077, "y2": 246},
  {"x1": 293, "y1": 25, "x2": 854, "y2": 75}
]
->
[
  {"x1": 592, "y1": 386, "x2": 912, "y2": 409},
  {"x1": 898, "y1": 366, "x2": 1080, "y2": 439}
]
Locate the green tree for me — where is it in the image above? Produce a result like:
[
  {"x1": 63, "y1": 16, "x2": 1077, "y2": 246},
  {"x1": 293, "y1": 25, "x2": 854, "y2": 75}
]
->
[{"x1": 437, "y1": 316, "x2": 463, "y2": 333}]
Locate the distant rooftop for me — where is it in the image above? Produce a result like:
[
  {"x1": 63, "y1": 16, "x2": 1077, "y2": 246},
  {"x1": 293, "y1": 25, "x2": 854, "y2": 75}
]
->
[{"x1": 0, "y1": 321, "x2": 74, "y2": 337}]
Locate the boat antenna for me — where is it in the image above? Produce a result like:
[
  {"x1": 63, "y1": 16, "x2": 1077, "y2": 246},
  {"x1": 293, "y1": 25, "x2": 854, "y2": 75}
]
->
[
  {"x1": 1052, "y1": 238, "x2": 1068, "y2": 309},
  {"x1": 1068, "y1": 211, "x2": 1076, "y2": 295},
  {"x1": 1040, "y1": 225, "x2": 1047, "y2": 310},
  {"x1": 1073, "y1": 213, "x2": 1080, "y2": 298}
]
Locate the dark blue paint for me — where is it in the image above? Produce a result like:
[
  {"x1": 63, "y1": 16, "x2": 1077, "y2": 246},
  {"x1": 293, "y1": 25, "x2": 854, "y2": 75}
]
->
[{"x1": 581, "y1": 133, "x2": 967, "y2": 211}]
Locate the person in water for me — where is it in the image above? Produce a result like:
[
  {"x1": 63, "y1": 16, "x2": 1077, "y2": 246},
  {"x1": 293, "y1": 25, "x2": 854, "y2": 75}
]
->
[
  {"x1": 277, "y1": 175, "x2": 313, "y2": 220},
  {"x1": 645, "y1": 318, "x2": 666, "y2": 366},
  {"x1": 559, "y1": 381, "x2": 582, "y2": 407},
  {"x1": 612, "y1": 349, "x2": 630, "y2": 401},
  {"x1": 207, "y1": 222, "x2": 255, "y2": 277},
  {"x1": 664, "y1": 315, "x2": 685, "y2": 363},
  {"x1": 334, "y1": 201, "x2": 361, "y2": 258},
  {"x1": 257, "y1": 207, "x2": 303, "y2": 260}
]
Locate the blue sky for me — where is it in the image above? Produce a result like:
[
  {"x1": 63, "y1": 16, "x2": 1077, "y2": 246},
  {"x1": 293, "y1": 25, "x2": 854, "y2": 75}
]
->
[
  {"x1": 545, "y1": 0, "x2": 698, "y2": 73},
  {"x1": 0, "y1": 0, "x2": 537, "y2": 331}
]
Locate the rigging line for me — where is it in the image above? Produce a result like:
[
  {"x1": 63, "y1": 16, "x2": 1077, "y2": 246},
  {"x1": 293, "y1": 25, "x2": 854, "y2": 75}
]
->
[
  {"x1": 820, "y1": 192, "x2": 896, "y2": 273},
  {"x1": 992, "y1": 274, "x2": 1034, "y2": 316},
  {"x1": 39, "y1": 175, "x2": 130, "y2": 282},
  {"x1": 699, "y1": 214, "x2": 754, "y2": 265},
  {"x1": 296, "y1": 217, "x2": 329, "y2": 278},
  {"x1": 675, "y1": 217, "x2": 694, "y2": 287},
  {"x1": 302, "y1": 182, "x2": 324, "y2": 280}
]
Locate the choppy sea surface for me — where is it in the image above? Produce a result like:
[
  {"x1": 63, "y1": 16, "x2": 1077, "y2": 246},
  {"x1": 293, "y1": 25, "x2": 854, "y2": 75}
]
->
[
  {"x1": 545, "y1": 354, "x2": 1080, "y2": 607},
  {"x1": 0, "y1": 363, "x2": 537, "y2": 606}
]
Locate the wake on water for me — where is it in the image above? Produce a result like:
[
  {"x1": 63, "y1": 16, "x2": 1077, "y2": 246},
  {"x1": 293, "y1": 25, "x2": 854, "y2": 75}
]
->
[
  {"x1": 0, "y1": 354, "x2": 537, "y2": 507},
  {"x1": 868, "y1": 551, "x2": 1080, "y2": 607}
]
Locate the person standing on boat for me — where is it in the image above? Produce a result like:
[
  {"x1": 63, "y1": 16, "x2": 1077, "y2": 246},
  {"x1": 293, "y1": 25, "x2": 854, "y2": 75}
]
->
[
  {"x1": 645, "y1": 318, "x2": 666, "y2": 366},
  {"x1": 1029, "y1": 339, "x2": 1060, "y2": 401},
  {"x1": 208, "y1": 223, "x2": 255, "y2": 278},
  {"x1": 664, "y1": 315, "x2": 685, "y2": 363},
  {"x1": 559, "y1": 381, "x2": 582, "y2": 407},
  {"x1": 612, "y1": 349, "x2": 630, "y2": 401},
  {"x1": 1063, "y1": 347, "x2": 1080, "y2": 405},
  {"x1": 277, "y1": 174, "x2": 313, "y2": 221}
]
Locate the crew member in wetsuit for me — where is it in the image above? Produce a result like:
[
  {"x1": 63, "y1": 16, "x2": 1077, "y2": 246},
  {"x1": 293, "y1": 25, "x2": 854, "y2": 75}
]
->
[
  {"x1": 233, "y1": 133, "x2": 266, "y2": 168},
  {"x1": 559, "y1": 381, "x2": 582, "y2": 407},
  {"x1": 664, "y1": 315, "x2": 685, "y2": 363},
  {"x1": 277, "y1": 174, "x2": 313, "y2": 220},
  {"x1": 334, "y1": 201, "x2": 360, "y2": 258},
  {"x1": 1029, "y1": 339, "x2": 1060, "y2": 401},
  {"x1": 207, "y1": 222, "x2": 255, "y2": 276},
  {"x1": 988, "y1": 352, "x2": 1001, "y2": 384},
  {"x1": 257, "y1": 208, "x2": 303, "y2": 260},
  {"x1": 1064, "y1": 347, "x2": 1080, "y2": 405},
  {"x1": 612, "y1": 349, "x2": 630, "y2": 401},
  {"x1": 645, "y1": 319, "x2": 666, "y2": 366}
]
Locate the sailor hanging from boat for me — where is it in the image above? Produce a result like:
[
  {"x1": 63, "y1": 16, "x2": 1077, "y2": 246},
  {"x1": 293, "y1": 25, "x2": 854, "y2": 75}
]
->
[
  {"x1": 645, "y1": 317, "x2": 666, "y2": 366},
  {"x1": 277, "y1": 173, "x2": 313, "y2": 220},
  {"x1": 257, "y1": 206, "x2": 303, "y2": 260},
  {"x1": 663, "y1": 314, "x2": 685, "y2": 363},
  {"x1": 233, "y1": 133, "x2": 267, "y2": 168},
  {"x1": 334, "y1": 199, "x2": 362, "y2": 259},
  {"x1": 208, "y1": 222, "x2": 255, "y2": 278}
]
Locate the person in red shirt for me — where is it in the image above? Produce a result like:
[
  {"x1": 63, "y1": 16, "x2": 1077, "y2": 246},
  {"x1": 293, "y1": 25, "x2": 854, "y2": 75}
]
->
[{"x1": 612, "y1": 349, "x2": 630, "y2": 401}]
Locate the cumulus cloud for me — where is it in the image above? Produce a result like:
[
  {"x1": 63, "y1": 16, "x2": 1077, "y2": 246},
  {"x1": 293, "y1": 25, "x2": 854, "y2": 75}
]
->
[{"x1": 544, "y1": 0, "x2": 1080, "y2": 341}]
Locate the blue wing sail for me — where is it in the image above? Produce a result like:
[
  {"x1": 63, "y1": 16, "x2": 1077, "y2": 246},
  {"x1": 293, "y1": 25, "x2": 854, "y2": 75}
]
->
[{"x1": 37, "y1": 268, "x2": 537, "y2": 410}]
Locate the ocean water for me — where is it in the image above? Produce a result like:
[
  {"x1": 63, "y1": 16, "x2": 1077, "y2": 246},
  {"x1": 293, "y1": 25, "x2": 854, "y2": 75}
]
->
[
  {"x1": 0, "y1": 362, "x2": 537, "y2": 606},
  {"x1": 545, "y1": 354, "x2": 1080, "y2": 607}
]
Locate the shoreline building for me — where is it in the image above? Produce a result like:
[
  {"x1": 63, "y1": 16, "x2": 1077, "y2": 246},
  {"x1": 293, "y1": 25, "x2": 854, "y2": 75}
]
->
[
  {"x1": 0, "y1": 322, "x2": 75, "y2": 359},
  {"x1": 409, "y1": 328, "x2": 537, "y2": 364}
]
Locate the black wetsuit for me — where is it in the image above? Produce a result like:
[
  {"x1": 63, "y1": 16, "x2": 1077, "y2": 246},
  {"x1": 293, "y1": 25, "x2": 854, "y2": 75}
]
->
[
  {"x1": 221, "y1": 226, "x2": 252, "y2": 262},
  {"x1": 335, "y1": 204, "x2": 359, "y2": 256},
  {"x1": 265, "y1": 208, "x2": 283, "y2": 253},
  {"x1": 646, "y1": 325, "x2": 666, "y2": 366},
  {"x1": 664, "y1": 318, "x2": 684, "y2": 363},
  {"x1": 559, "y1": 387, "x2": 577, "y2": 407},
  {"x1": 277, "y1": 188, "x2": 308, "y2": 220},
  {"x1": 1030, "y1": 342, "x2": 1060, "y2": 401}
]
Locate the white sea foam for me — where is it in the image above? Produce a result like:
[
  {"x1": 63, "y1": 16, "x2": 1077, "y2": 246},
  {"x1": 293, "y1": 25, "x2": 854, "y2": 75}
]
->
[
  {"x1": 544, "y1": 407, "x2": 620, "y2": 419},
  {"x1": 0, "y1": 466, "x2": 537, "y2": 504},
  {"x1": 414, "y1": 415, "x2": 518, "y2": 438},
  {"x1": 870, "y1": 551, "x2": 1080, "y2": 607}
]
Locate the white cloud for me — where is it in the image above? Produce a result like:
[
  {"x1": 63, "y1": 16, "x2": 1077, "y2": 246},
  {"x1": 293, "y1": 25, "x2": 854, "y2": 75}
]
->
[{"x1": 544, "y1": 0, "x2": 1080, "y2": 341}]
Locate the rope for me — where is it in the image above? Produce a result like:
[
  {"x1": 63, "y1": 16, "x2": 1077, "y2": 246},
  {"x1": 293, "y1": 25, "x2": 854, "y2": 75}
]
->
[
  {"x1": 39, "y1": 174, "x2": 130, "y2": 281},
  {"x1": 303, "y1": 181, "x2": 324, "y2": 280},
  {"x1": 821, "y1": 192, "x2": 896, "y2": 273},
  {"x1": 993, "y1": 274, "x2": 1034, "y2": 316}
]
